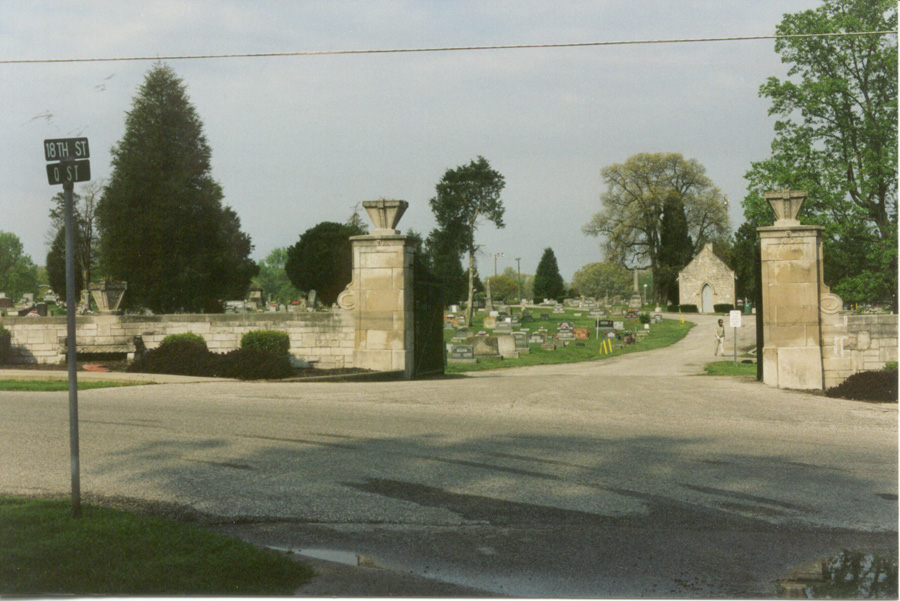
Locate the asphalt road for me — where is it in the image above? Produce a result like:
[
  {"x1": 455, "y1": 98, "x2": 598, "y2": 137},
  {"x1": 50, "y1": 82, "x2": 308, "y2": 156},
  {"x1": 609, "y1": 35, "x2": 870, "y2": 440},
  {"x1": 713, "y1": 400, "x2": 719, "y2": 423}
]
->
[{"x1": 1, "y1": 314, "x2": 896, "y2": 597}]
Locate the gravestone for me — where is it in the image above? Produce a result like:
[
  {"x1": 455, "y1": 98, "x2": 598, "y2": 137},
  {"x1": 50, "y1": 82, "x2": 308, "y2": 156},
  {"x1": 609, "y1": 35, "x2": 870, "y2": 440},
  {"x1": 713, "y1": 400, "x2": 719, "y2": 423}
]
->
[
  {"x1": 528, "y1": 331, "x2": 546, "y2": 345},
  {"x1": 451, "y1": 327, "x2": 471, "y2": 342},
  {"x1": 512, "y1": 331, "x2": 530, "y2": 354},
  {"x1": 483, "y1": 315, "x2": 497, "y2": 329},
  {"x1": 444, "y1": 320, "x2": 456, "y2": 330},
  {"x1": 521, "y1": 313, "x2": 534, "y2": 323},
  {"x1": 556, "y1": 321, "x2": 576, "y2": 340},
  {"x1": 484, "y1": 279, "x2": 494, "y2": 313},
  {"x1": 574, "y1": 328, "x2": 590, "y2": 340},
  {"x1": 307, "y1": 289, "x2": 317, "y2": 307},
  {"x1": 553, "y1": 305, "x2": 565, "y2": 314},
  {"x1": 497, "y1": 335, "x2": 518, "y2": 359},
  {"x1": 540, "y1": 313, "x2": 550, "y2": 321},
  {"x1": 448, "y1": 344, "x2": 477, "y2": 364},
  {"x1": 494, "y1": 320, "x2": 513, "y2": 334},
  {"x1": 541, "y1": 340, "x2": 558, "y2": 351},
  {"x1": 614, "y1": 321, "x2": 625, "y2": 330},
  {"x1": 472, "y1": 336, "x2": 500, "y2": 357}
]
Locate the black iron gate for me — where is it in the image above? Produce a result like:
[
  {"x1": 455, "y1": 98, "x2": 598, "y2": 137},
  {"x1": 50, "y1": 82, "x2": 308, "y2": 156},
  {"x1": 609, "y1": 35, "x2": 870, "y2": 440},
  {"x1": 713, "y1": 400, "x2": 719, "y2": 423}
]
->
[{"x1": 412, "y1": 270, "x2": 445, "y2": 378}]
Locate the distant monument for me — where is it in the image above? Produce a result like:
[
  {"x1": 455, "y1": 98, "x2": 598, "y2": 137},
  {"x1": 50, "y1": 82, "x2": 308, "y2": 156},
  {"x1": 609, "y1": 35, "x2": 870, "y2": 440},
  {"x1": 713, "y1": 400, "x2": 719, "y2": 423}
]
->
[{"x1": 628, "y1": 268, "x2": 642, "y2": 310}]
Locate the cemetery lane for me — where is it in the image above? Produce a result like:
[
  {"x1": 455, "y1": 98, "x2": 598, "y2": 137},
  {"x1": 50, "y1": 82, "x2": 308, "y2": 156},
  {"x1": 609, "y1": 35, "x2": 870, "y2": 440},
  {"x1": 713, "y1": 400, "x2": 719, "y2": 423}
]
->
[{"x1": 0, "y1": 314, "x2": 895, "y2": 597}]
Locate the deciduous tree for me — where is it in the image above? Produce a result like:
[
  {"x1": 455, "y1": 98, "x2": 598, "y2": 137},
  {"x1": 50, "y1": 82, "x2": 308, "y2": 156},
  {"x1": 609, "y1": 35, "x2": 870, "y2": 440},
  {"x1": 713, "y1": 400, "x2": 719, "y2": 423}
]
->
[
  {"x1": 97, "y1": 63, "x2": 257, "y2": 313},
  {"x1": 429, "y1": 156, "x2": 505, "y2": 324},
  {"x1": 571, "y1": 261, "x2": 632, "y2": 300},
  {"x1": 583, "y1": 153, "x2": 730, "y2": 297},
  {"x1": 0, "y1": 232, "x2": 39, "y2": 302},
  {"x1": 743, "y1": 0, "x2": 897, "y2": 309},
  {"x1": 254, "y1": 247, "x2": 302, "y2": 306}
]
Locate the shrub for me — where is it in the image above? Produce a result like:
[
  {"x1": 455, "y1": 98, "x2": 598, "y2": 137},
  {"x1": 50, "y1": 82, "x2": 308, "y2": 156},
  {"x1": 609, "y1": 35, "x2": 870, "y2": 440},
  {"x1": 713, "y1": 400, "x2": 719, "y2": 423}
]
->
[
  {"x1": 885, "y1": 362, "x2": 898, "y2": 372},
  {"x1": 128, "y1": 340, "x2": 217, "y2": 377},
  {"x1": 219, "y1": 348, "x2": 293, "y2": 380},
  {"x1": 638, "y1": 312, "x2": 651, "y2": 324},
  {"x1": 241, "y1": 330, "x2": 290, "y2": 357},
  {"x1": 667, "y1": 304, "x2": 679, "y2": 313},
  {"x1": 714, "y1": 304, "x2": 734, "y2": 313},
  {"x1": 825, "y1": 369, "x2": 898, "y2": 403},
  {"x1": 679, "y1": 304, "x2": 698, "y2": 313},
  {"x1": 159, "y1": 332, "x2": 207, "y2": 350}
]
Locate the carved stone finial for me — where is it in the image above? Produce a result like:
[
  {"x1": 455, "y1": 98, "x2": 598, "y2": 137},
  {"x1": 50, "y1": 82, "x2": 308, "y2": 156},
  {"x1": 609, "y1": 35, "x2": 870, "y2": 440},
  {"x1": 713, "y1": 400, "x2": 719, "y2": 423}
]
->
[
  {"x1": 362, "y1": 199, "x2": 408, "y2": 235},
  {"x1": 765, "y1": 189, "x2": 807, "y2": 226}
]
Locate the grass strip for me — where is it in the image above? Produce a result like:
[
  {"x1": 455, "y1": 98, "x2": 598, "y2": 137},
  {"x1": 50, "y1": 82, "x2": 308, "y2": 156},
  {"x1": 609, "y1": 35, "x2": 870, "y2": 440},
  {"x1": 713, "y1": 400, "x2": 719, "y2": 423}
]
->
[
  {"x1": 0, "y1": 497, "x2": 314, "y2": 595},
  {"x1": 446, "y1": 314, "x2": 693, "y2": 373},
  {"x1": 0, "y1": 379, "x2": 147, "y2": 392},
  {"x1": 702, "y1": 361, "x2": 758, "y2": 377}
]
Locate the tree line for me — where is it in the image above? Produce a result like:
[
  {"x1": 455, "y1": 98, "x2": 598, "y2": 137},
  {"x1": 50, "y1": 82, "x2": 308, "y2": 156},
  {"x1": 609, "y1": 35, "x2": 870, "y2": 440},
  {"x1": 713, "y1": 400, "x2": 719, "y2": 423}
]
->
[{"x1": 2, "y1": 0, "x2": 894, "y2": 314}]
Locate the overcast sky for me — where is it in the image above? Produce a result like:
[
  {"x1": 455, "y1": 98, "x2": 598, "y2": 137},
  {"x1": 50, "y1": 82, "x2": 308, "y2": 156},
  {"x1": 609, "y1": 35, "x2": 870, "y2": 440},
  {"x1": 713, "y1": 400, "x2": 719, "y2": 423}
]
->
[{"x1": 1, "y1": 0, "x2": 824, "y2": 282}]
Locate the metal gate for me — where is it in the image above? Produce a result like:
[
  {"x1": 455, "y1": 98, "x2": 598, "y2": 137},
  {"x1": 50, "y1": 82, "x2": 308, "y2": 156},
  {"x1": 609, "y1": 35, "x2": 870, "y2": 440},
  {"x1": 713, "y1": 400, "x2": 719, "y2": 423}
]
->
[{"x1": 412, "y1": 270, "x2": 445, "y2": 378}]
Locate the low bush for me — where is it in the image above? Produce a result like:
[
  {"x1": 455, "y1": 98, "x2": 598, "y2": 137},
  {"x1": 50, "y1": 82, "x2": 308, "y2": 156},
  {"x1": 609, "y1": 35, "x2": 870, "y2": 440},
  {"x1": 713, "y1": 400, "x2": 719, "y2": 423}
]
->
[
  {"x1": 825, "y1": 369, "x2": 898, "y2": 403},
  {"x1": 128, "y1": 340, "x2": 217, "y2": 377},
  {"x1": 129, "y1": 341, "x2": 292, "y2": 380},
  {"x1": 667, "y1": 304, "x2": 679, "y2": 313},
  {"x1": 713, "y1": 303, "x2": 734, "y2": 313},
  {"x1": 638, "y1": 312, "x2": 651, "y2": 324},
  {"x1": 679, "y1": 304, "x2": 699, "y2": 313},
  {"x1": 241, "y1": 330, "x2": 290, "y2": 357},
  {"x1": 885, "y1": 362, "x2": 898, "y2": 372},
  {"x1": 159, "y1": 332, "x2": 207, "y2": 350},
  {"x1": 219, "y1": 348, "x2": 293, "y2": 380}
]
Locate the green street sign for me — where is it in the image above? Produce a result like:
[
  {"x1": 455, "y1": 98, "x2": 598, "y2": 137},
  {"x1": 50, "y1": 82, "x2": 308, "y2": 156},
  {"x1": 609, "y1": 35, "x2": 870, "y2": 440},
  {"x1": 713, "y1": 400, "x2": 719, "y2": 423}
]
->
[
  {"x1": 47, "y1": 160, "x2": 91, "y2": 185},
  {"x1": 44, "y1": 138, "x2": 89, "y2": 161}
]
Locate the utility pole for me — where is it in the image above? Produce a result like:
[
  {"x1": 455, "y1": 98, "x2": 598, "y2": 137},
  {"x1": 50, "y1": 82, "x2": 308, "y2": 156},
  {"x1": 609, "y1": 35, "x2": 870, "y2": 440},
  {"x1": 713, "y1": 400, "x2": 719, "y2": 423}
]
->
[{"x1": 491, "y1": 252, "x2": 504, "y2": 276}]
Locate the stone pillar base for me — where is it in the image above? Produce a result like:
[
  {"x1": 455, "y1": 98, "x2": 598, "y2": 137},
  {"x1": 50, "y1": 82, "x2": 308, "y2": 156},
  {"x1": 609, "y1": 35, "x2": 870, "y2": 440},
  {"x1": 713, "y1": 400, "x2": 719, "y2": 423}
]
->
[{"x1": 763, "y1": 345, "x2": 825, "y2": 390}]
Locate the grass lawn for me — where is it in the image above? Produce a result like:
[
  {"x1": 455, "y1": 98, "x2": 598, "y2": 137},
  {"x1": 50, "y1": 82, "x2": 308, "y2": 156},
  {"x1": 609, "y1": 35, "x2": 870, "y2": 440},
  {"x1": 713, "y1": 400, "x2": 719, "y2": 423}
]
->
[
  {"x1": 0, "y1": 379, "x2": 146, "y2": 392},
  {"x1": 445, "y1": 309, "x2": 693, "y2": 373},
  {"x1": 703, "y1": 361, "x2": 758, "y2": 377},
  {"x1": 0, "y1": 497, "x2": 314, "y2": 595}
]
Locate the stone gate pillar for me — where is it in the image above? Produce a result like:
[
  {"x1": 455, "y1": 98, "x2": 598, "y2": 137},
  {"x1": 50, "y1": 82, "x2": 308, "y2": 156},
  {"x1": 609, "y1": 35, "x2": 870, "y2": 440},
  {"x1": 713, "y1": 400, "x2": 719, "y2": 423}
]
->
[
  {"x1": 758, "y1": 189, "x2": 828, "y2": 390},
  {"x1": 338, "y1": 199, "x2": 416, "y2": 379}
]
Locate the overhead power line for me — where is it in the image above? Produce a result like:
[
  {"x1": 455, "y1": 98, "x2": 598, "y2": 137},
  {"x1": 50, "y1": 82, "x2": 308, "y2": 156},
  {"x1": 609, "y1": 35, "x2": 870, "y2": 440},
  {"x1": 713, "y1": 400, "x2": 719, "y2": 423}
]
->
[{"x1": 1, "y1": 30, "x2": 896, "y2": 65}]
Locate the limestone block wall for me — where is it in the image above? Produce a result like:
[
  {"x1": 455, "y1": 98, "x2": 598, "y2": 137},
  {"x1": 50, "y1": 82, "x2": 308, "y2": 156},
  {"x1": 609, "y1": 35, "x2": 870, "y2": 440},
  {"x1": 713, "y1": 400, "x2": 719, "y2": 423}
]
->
[
  {"x1": 678, "y1": 243, "x2": 735, "y2": 312},
  {"x1": 345, "y1": 234, "x2": 416, "y2": 377},
  {"x1": 0, "y1": 311, "x2": 355, "y2": 369},
  {"x1": 821, "y1": 311, "x2": 899, "y2": 389}
]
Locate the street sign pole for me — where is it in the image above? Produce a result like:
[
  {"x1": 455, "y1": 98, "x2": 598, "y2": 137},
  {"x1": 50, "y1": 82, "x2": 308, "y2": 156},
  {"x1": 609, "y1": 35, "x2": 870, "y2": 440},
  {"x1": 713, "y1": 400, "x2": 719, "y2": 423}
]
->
[
  {"x1": 64, "y1": 178, "x2": 81, "y2": 518},
  {"x1": 43, "y1": 138, "x2": 90, "y2": 519}
]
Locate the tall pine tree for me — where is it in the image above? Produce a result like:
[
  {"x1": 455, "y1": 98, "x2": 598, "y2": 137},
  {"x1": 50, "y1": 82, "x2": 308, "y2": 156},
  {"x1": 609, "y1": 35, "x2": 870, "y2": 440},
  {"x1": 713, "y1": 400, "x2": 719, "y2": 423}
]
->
[
  {"x1": 97, "y1": 63, "x2": 257, "y2": 313},
  {"x1": 657, "y1": 193, "x2": 693, "y2": 305},
  {"x1": 533, "y1": 247, "x2": 565, "y2": 301}
]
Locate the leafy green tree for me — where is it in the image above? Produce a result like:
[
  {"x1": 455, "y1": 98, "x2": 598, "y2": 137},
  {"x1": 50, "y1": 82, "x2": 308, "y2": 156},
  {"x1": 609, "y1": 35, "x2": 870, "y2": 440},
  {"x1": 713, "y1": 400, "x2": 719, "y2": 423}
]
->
[
  {"x1": 533, "y1": 247, "x2": 565, "y2": 301},
  {"x1": 46, "y1": 180, "x2": 103, "y2": 300},
  {"x1": 97, "y1": 63, "x2": 257, "y2": 313},
  {"x1": 0, "y1": 232, "x2": 39, "y2": 302},
  {"x1": 485, "y1": 274, "x2": 519, "y2": 302},
  {"x1": 421, "y1": 227, "x2": 468, "y2": 307},
  {"x1": 429, "y1": 156, "x2": 506, "y2": 324},
  {"x1": 583, "y1": 152, "x2": 730, "y2": 296},
  {"x1": 743, "y1": 0, "x2": 897, "y2": 309},
  {"x1": 46, "y1": 226, "x2": 83, "y2": 302},
  {"x1": 254, "y1": 248, "x2": 302, "y2": 306},
  {"x1": 656, "y1": 192, "x2": 695, "y2": 305},
  {"x1": 284, "y1": 221, "x2": 366, "y2": 305},
  {"x1": 571, "y1": 261, "x2": 632, "y2": 300},
  {"x1": 729, "y1": 222, "x2": 760, "y2": 302}
]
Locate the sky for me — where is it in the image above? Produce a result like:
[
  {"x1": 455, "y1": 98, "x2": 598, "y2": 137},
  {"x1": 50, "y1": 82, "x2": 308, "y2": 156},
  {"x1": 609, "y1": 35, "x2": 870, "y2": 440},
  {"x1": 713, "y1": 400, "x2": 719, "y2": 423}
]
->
[{"x1": 0, "y1": 0, "x2": 826, "y2": 283}]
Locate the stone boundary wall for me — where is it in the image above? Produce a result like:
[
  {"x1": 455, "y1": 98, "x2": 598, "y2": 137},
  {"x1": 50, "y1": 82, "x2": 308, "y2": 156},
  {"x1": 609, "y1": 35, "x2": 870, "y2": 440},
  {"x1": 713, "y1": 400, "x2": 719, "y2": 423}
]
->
[
  {"x1": 821, "y1": 312, "x2": 898, "y2": 389},
  {"x1": 0, "y1": 311, "x2": 355, "y2": 369}
]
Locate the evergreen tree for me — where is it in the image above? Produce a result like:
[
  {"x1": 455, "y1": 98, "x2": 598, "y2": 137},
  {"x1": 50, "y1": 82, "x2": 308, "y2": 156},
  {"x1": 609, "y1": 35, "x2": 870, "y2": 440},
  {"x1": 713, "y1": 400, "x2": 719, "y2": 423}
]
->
[
  {"x1": 96, "y1": 63, "x2": 257, "y2": 313},
  {"x1": 284, "y1": 221, "x2": 366, "y2": 305},
  {"x1": 533, "y1": 247, "x2": 565, "y2": 301},
  {"x1": 657, "y1": 193, "x2": 694, "y2": 304},
  {"x1": 422, "y1": 227, "x2": 468, "y2": 306}
]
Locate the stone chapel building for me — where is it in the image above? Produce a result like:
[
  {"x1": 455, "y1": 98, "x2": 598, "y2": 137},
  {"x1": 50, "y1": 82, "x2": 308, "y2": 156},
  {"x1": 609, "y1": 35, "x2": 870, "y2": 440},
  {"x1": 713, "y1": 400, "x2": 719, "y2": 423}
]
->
[{"x1": 678, "y1": 243, "x2": 735, "y2": 313}]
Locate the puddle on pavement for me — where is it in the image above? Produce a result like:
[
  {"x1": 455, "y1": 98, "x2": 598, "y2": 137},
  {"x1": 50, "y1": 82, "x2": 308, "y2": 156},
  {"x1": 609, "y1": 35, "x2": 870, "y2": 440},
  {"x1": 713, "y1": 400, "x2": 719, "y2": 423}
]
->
[{"x1": 266, "y1": 546, "x2": 377, "y2": 568}]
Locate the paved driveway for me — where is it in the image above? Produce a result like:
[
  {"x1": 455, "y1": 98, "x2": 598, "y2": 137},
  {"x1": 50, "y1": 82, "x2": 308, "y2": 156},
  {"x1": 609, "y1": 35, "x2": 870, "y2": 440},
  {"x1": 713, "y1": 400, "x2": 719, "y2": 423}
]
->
[{"x1": 1, "y1": 314, "x2": 895, "y2": 597}]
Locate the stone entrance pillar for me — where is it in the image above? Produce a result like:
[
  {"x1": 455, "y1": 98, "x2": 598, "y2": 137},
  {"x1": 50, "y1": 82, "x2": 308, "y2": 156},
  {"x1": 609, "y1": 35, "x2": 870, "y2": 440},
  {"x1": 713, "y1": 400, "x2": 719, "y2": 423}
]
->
[
  {"x1": 758, "y1": 190, "x2": 828, "y2": 390},
  {"x1": 339, "y1": 199, "x2": 416, "y2": 379}
]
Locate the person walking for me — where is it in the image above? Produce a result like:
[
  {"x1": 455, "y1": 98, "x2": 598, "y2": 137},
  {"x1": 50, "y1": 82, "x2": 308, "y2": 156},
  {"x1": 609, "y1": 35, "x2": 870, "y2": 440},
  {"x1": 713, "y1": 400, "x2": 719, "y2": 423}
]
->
[{"x1": 715, "y1": 318, "x2": 725, "y2": 356}]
